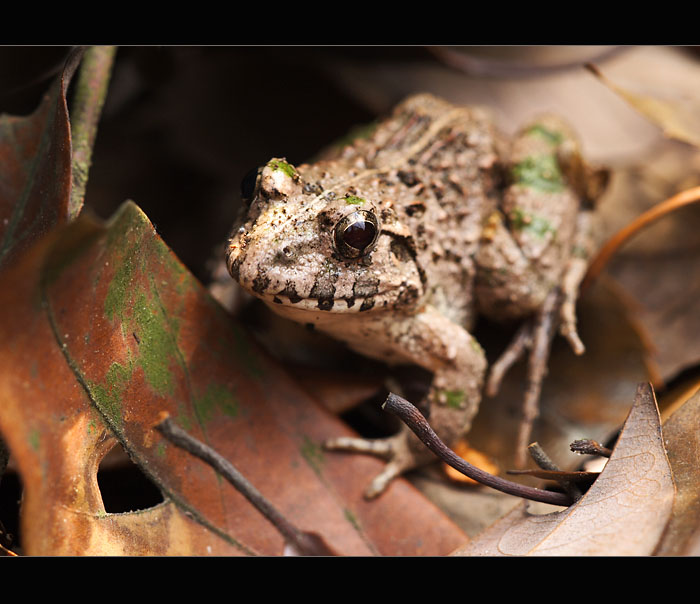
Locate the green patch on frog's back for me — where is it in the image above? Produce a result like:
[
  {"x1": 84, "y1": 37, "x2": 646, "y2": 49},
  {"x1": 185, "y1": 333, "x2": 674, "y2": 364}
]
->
[
  {"x1": 442, "y1": 389, "x2": 466, "y2": 409},
  {"x1": 526, "y1": 124, "x2": 564, "y2": 145},
  {"x1": 512, "y1": 154, "x2": 565, "y2": 193},
  {"x1": 345, "y1": 195, "x2": 366, "y2": 205},
  {"x1": 509, "y1": 208, "x2": 556, "y2": 239}
]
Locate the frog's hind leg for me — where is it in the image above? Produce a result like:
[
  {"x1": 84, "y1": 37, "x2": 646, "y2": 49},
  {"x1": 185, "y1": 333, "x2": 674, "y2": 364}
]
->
[{"x1": 323, "y1": 305, "x2": 487, "y2": 499}]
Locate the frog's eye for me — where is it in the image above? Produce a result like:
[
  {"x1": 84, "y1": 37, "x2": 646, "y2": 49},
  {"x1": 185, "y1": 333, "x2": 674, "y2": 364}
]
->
[
  {"x1": 334, "y1": 210, "x2": 380, "y2": 259},
  {"x1": 240, "y1": 166, "x2": 263, "y2": 204}
]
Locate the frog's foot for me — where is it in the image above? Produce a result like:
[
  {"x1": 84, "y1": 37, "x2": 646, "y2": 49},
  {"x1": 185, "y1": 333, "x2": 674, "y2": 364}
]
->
[
  {"x1": 486, "y1": 289, "x2": 563, "y2": 467},
  {"x1": 323, "y1": 430, "x2": 422, "y2": 499}
]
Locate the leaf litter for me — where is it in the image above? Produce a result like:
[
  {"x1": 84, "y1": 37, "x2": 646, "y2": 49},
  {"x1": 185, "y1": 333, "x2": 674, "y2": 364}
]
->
[{"x1": 1, "y1": 46, "x2": 700, "y2": 556}]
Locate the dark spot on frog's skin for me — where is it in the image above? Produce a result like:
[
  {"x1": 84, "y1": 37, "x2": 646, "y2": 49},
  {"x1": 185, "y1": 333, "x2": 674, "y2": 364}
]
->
[
  {"x1": 398, "y1": 170, "x2": 419, "y2": 187},
  {"x1": 360, "y1": 298, "x2": 375, "y2": 312},
  {"x1": 273, "y1": 296, "x2": 283, "y2": 304},
  {"x1": 310, "y1": 266, "x2": 338, "y2": 311},
  {"x1": 390, "y1": 239, "x2": 412, "y2": 263},
  {"x1": 280, "y1": 282, "x2": 302, "y2": 304},
  {"x1": 252, "y1": 271, "x2": 270, "y2": 295},
  {"x1": 228, "y1": 257, "x2": 241, "y2": 281},
  {"x1": 317, "y1": 211, "x2": 335, "y2": 230},
  {"x1": 430, "y1": 182, "x2": 445, "y2": 200},
  {"x1": 353, "y1": 276, "x2": 380, "y2": 298},
  {"x1": 317, "y1": 298, "x2": 335, "y2": 311},
  {"x1": 345, "y1": 297, "x2": 355, "y2": 308},
  {"x1": 304, "y1": 182, "x2": 324, "y2": 194},
  {"x1": 404, "y1": 201, "x2": 426, "y2": 218},
  {"x1": 397, "y1": 284, "x2": 419, "y2": 307}
]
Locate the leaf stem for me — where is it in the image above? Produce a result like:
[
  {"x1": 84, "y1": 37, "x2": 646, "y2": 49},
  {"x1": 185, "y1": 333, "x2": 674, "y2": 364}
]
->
[
  {"x1": 69, "y1": 45, "x2": 117, "y2": 219},
  {"x1": 154, "y1": 415, "x2": 336, "y2": 556},
  {"x1": 382, "y1": 393, "x2": 573, "y2": 507}
]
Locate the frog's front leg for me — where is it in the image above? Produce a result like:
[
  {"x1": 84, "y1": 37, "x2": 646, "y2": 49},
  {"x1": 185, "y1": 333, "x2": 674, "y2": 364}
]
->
[{"x1": 324, "y1": 305, "x2": 487, "y2": 499}]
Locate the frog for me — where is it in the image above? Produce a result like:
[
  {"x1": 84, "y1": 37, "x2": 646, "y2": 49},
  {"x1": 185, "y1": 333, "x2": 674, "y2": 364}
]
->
[{"x1": 225, "y1": 93, "x2": 607, "y2": 499}]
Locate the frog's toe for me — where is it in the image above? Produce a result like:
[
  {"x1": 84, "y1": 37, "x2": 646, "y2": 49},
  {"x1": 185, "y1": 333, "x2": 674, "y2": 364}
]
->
[
  {"x1": 323, "y1": 431, "x2": 421, "y2": 498},
  {"x1": 323, "y1": 435, "x2": 394, "y2": 458},
  {"x1": 363, "y1": 455, "x2": 416, "y2": 499}
]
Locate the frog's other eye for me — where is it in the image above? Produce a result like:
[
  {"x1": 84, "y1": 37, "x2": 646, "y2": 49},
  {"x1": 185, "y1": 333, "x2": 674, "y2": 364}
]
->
[
  {"x1": 334, "y1": 210, "x2": 380, "y2": 259},
  {"x1": 240, "y1": 166, "x2": 263, "y2": 204}
]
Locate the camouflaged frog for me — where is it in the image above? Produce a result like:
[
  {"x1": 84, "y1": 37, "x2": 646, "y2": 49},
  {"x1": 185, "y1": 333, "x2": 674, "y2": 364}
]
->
[{"x1": 226, "y1": 94, "x2": 607, "y2": 498}]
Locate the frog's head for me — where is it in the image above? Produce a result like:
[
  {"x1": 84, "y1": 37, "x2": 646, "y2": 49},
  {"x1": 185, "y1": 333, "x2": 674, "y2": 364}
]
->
[{"x1": 226, "y1": 158, "x2": 425, "y2": 320}]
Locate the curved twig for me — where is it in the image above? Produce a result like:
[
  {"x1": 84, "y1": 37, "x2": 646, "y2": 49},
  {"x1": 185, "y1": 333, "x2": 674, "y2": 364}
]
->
[
  {"x1": 582, "y1": 186, "x2": 700, "y2": 292},
  {"x1": 382, "y1": 393, "x2": 573, "y2": 507}
]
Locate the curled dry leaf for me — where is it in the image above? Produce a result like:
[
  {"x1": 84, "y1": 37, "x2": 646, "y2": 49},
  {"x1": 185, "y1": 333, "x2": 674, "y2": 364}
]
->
[
  {"x1": 453, "y1": 383, "x2": 675, "y2": 556},
  {"x1": 587, "y1": 62, "x2": 700, "y2": 148},
  {"x1": 0, "y1": 202, "x2": 466, "y2": 556},
  {"x1": 0, "y1": 49, "x2": 81, "y2": 270}
]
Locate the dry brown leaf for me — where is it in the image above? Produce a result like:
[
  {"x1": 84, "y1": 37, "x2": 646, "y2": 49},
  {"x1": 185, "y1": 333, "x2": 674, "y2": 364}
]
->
[
  {"x1": 453, "y1": 383, "x2": 675, "y2": 556},
  {"x1": 654, "y1": 389, "x2": 700, "y2": 555},
  {"x1": 0, "y1": 202, "x2": 468, "y2": 556},
  {"x1": 587, "y1": 63, "x2": 700, "y2": 148}
]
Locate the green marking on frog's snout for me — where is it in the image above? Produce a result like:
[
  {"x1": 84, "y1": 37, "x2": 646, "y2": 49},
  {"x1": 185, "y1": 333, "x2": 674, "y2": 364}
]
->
[
  {"x1": 267, "y1": 159, "x2": 297, "y2": 179},
  {"x1": 527, "y1": 124, "x2": 564, "y2": 145},
  {"x1": 512, "y1": 154, "x2": 565, "y2": 193},
  {"x1": 345, "y1": 195, "x2": 366, "y2": 205},
  {"x1": 509, "y1": 208, "x2": 556, "y2": 239}
]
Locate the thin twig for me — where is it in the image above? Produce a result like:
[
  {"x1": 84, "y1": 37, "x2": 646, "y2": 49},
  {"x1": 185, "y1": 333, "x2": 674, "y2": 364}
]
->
[
  {"x1": 507, "y1": 468, "x2": 599, "y2": 482},
  {"x1": 582, "y1": 185, "x2": 700, "y2": 292},
  {"x1": 382, "y1": 393, "x2": 573, "y2": 507},
  {"x1": 154, "y1": 415, "x2": 336, "y2": 556},
  {"x1": 486, "y1": 321, "x2": 532, "y2": 397},
  {"x1": 527, "y1": 442, "x2": 583, "y2": 501},
  {"x1": 570, "y1": 439, "x2": 613, "y2": 458},
  {"x1": 69, "y1": 45, "x2": 117, "y2": 219}
]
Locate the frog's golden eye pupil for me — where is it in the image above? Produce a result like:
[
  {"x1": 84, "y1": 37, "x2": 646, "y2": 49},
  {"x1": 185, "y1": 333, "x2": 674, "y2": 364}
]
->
[
  {"x1": 334, "y1": 210, "x2": 380, "y2": 259},
  {"x1": 241, "y1": 166, "x2": 261, "y2": 203}
]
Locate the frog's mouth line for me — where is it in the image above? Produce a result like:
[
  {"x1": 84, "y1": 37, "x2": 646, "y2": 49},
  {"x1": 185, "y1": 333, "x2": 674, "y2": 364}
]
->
[{"x1": 257, "y1": 290, "x2": 384, "y2": 314}]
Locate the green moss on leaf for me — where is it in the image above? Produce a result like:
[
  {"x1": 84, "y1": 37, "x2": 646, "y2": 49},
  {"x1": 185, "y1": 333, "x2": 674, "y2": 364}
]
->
[
  {"x1": 194, "y1": 383, "x2": 239, "y2": 424},
  {"x1": 300, "y1": 436, "x2": 325, "y2": 477}
]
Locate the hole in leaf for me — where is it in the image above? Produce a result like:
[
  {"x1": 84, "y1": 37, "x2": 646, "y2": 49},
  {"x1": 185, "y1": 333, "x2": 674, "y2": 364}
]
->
[{"x1": 96, "y1": 443, "x2": 164, "y2": 513}]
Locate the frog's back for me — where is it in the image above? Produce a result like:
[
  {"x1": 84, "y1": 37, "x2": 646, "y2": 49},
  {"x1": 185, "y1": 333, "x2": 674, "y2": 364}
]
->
[{"x1": 320, "y1": 94, "x2": 502, "y2": 327}]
